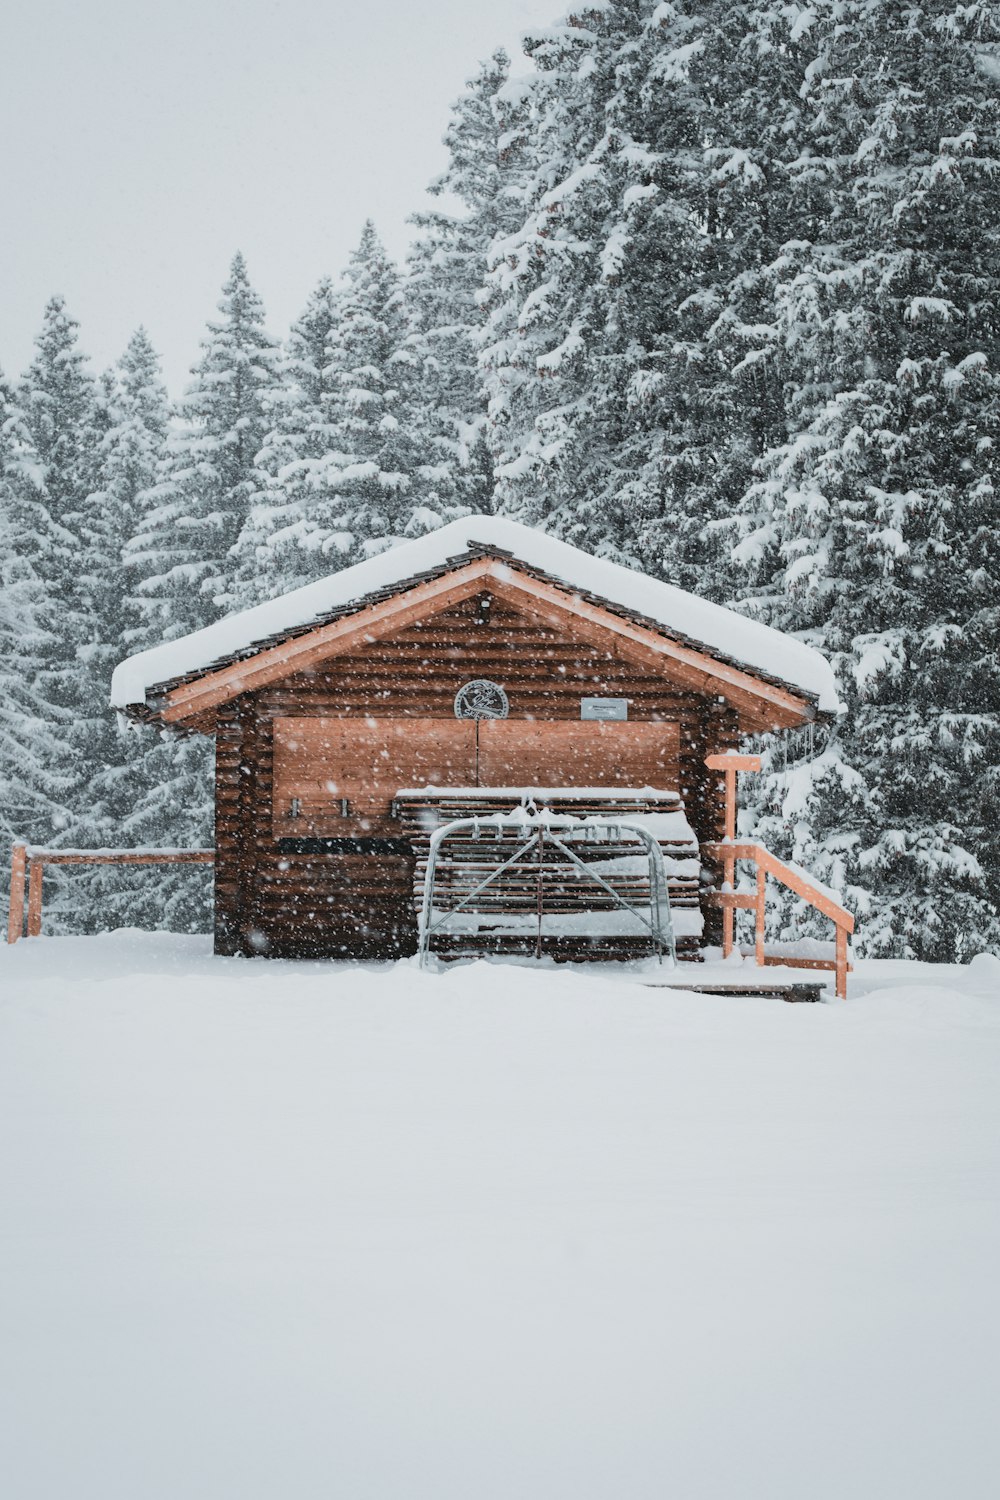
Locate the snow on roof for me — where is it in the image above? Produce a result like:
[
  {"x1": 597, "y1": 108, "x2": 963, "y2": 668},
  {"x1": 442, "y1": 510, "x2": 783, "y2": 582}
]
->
[{"x1": 110, "y1": 516, "x2": 840, "y2": 713}]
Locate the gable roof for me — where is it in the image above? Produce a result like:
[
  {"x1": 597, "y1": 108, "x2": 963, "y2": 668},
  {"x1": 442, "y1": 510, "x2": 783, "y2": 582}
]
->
[{"x1": 111, "y1": 516, "x2": 840, "y2": 728}]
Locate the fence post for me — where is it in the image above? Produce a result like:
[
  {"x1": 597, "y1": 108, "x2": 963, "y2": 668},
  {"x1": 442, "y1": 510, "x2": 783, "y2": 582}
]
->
[
  {"x1": 7, "y1": 844, "x2": 27, "y2": 944},
  {"x1": 835, "y1": 925, "x2": 848, "y2": 1000},
  {"x1": 26, "y1": 859, "x2": 44, "y2": 938},
  {"x1": 754, "y1": 865, "x2": 766, "y2": 967},
  {"x1": 722, "y1": 849, "x2": 735, "y2": 958},
  {"x1": 723, "y1": 765, "x2": 736, "y2": 959}
]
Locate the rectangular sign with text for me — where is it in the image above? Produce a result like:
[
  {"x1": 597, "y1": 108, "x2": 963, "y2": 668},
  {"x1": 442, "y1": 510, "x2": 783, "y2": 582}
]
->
[{"x1": 580, "y1": 697, "x2": 629, "y2": 721}]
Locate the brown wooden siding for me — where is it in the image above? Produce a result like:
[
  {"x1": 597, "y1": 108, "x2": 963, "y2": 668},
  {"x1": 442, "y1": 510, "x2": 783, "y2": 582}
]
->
[
  {"x1": 213, "y1": 593, "x2": 741, "y2": 959},
  {"x1": 271, "y1": 717, "x2": 683, "y2": 837},
  {"x1": 214, "y1": 701, "x2": 242, "y2": 954}
]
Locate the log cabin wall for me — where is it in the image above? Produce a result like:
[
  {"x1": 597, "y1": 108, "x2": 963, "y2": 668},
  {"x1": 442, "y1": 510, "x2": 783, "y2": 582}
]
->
[
  {"x1": 696, "y1": 698, "x2": 742, "y2": 947},
  {"x1": 214, "y1": 700, "x2": 242, "y2": 954},
  {"x1": 212, "y1": 593, "x2": 743, "y2": 959}
]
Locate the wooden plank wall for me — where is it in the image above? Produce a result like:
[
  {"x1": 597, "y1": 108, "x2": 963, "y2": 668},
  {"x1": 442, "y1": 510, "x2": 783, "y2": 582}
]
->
[
  {"x1": 270, "y1": 717, "x2": 683, "y2": 836},
  {"x1": 213, "y1": 593, "x2": 740, "y2": 959}
]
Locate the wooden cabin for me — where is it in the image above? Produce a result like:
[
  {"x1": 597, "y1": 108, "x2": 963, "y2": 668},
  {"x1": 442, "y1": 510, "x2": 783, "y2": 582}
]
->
[{"x1": 111, "y1": 518, "x2": 839, "y2": 963}]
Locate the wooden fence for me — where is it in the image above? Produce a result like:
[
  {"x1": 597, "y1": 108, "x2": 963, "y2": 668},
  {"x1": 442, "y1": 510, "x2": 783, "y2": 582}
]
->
[{"x1": 7, "y1": 845, "x2": 215, "y2": 944}]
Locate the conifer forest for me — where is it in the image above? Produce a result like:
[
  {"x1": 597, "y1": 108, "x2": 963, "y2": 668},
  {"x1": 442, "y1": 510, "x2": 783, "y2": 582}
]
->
[{"x1": 2, "y1": 0, "x2": 999, "y2": 960}]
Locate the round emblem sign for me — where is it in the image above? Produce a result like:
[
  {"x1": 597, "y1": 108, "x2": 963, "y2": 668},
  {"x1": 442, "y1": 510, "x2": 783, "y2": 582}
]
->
[{"x1": 454, "y1": 679, "x2": 509, "y2": 720}]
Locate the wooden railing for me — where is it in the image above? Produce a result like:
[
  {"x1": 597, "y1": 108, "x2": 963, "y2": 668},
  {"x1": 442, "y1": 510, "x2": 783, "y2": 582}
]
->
[
  {"x1": 703, "y1": 841, "x2": 855, "y2": 999},
  {"x1": 7, "y1": 844, "x2": 215, "y2": 944}
]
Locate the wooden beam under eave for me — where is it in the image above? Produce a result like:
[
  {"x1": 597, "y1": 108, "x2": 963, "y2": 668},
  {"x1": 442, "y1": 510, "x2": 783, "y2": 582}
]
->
[
  {"x1": 490, "y1": 585, "x2": 740, "y2": 709},
  {"x1": 483, "y1": 568, "x2": 815, "y2": 730},
  {"x1": 156, "y1": 560, "x2": 495, "y2": 727},
  {"x1": 150, "y1": 552, "x2": 817, "y2": 732}
]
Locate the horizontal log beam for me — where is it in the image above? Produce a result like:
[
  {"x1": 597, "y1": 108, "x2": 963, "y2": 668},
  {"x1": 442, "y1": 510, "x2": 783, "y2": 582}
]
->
[
  {"x1": 702, "y1": 891, "x2": 757, "y2": 910},
  {"x1": 759, "y1": 954, "x2": 854, "y2": 973},
  {"x1": 704, "y1": 753, "x2": 762, "y2": 772},
  {"x1": 27, "y1": 850, "x2": 215, "y2": 866}
]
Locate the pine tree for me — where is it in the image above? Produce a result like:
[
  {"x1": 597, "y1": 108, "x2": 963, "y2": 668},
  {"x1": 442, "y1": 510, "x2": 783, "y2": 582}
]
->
[
  {"x1": 478, "y1": 6, "x2": 622, "y2": 534},
  {"x1": 19, "y1": 296, "x2": 101, "y2": 665},
  {"x1": 76, "y1": 331, "x2": 213, "y2": 930},
  {"x1": 405, "y1": 49, "x2": 514, "y2": 518},
  {"x1": 99, "y1": 329, "x2": 171, "y2": 642},
  {"x1": 732, "y1": 0, "x2": 1000, "y2": 959},
  {"x1": 475, "y1": 0, "x2": 809, "y2": 588},
  {"x1": 305, "y1": 222, "x2": 464, "y2": 564},
  {"x1": 622, "y1": 0, "x2": 823, "y2": 596},
  {"x1": 17, "y1": 298, "x2": 102, "y2": 865},
  {"x1": 227, "y1": 277, "x2": 350, "y2": 606},
  {"x1": 231, "y1": 226, "x2": 467, "y2": 602},
  {"x1": 128, "y1": 252, "x2": 281, "y2": 639},
  {"x1": 109, "y1": 329, "x2": 218, "y2": 932},
  {"x1": 0, "y1": 371, "x2": 71, "y2": 877}
]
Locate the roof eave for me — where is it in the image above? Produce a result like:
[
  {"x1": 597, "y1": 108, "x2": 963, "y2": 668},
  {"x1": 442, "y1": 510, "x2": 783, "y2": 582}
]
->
[{"x1": 122, "y1": 553, "x2": 826, "y2": 735}]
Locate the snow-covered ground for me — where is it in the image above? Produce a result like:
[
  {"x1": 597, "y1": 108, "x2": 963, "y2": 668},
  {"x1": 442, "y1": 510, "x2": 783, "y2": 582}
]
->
[{"x1": 2, "y1": 934, "x2": 999, "y2": 1500}]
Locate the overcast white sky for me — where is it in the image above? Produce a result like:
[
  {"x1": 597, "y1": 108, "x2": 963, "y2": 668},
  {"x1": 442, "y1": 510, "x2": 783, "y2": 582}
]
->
[{"x1": 0, "y1": 0, "x2": 544, "y2": 394}]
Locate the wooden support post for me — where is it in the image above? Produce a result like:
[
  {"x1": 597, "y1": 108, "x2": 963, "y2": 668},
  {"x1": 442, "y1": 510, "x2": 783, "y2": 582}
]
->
[
  {"x1": 722, "y1": 868, "x2": 735, "y2": 958},
  {"x1": 26, "y1": 859, "x2": 44, "y2": 938},
  {"x1": 7, "y1": 843, "x2": 27, "y2": 944},
  {"x1": 755, "y1": 865, "x2": 766, "y2": 968},
  {"x1": 835, "y1": 925, "x2": 848, "y2": 1001},
  {"x1": 724, "y1": 767, "x2": 737, "y2": 841},
  {"x1": 722, "y1": 766, "x2": 736, "y2": 958},
  {"x1": 704, "y1": 755, "x2": 761, "y2": 961}
]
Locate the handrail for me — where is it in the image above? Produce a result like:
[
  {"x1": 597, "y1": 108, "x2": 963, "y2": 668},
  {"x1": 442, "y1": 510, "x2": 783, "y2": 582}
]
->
[
  {"x1": 724, "y1": 842, "x2": 855, "y2": 932},
  {"x1": 704, "y1": 840, "x2": 854, "y2": 999},
  {"x1": 7, "y1": 843, "x2": 215, "y2": 943}
]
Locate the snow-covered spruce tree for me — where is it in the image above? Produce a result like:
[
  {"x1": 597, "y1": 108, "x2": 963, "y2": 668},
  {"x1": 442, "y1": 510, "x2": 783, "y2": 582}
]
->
[
  {"x1": 232, "y1": 226, "x2": 465, "y2": 598},
  {"x1": 479, "y1": 4, "x2": 639, "y2": 538},
  {"x1": 19, "y1": 297, "x2": 102, "y2": 697},
  {"x1": 405, "y1": 49, "x2": 515, "y2": 519},
  {"x1": 560, "y1": 0, "x2": 715, "y2": 584},
  {"x1": 0, "y1": 370, "x2": 73, "y2": 894},
  {"x1": 118, "y1": 259, "x2": 278, "y2": 930},
  {"x1": 633, "y1": 0, "x2": 824, "y2": 597},
  {"x1": 732, "y1": 0, "x2": 1000, "y2": 959},
  {"x1": 128, "y1": 253, "x2": 282, "y2": 640},
  {"x1": 109, "y1": 327, "x2": 224, "y2": 933},
  {"x1": 93, "y1": 329, "x2": 171, "y2": 660},
  {"x1": 475, "y1": 1, "x2": 812, "y2": 589},
  {"x1": 309, "y1": 221, "x2": 465, "y2": 563},
  {"x1": 227, "y1": 277, "x2": 351, "y2": 606},
  {"x1": 17, "y1": 298, "x2": 103, "y2": 890},
  {"x1": 76, "y1": 330, "x2": 212, "y2": 930}
]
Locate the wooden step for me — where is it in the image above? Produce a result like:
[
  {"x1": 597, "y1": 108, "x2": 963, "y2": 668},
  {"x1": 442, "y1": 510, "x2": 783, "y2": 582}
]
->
[{"x1": 641, "y1": 980, "x2": 824, "y2": 1002}]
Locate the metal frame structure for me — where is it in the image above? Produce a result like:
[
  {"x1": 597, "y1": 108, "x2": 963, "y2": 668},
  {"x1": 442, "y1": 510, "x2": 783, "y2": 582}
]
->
[{"x1": 416, "y1": 810, "x2": 677, "y2": 968}]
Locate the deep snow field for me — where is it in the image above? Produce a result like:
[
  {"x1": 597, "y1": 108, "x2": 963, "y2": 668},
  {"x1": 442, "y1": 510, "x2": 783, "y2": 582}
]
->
[{"x1": 2, "y1": 933, "x2": 999, "y2": 1500}]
